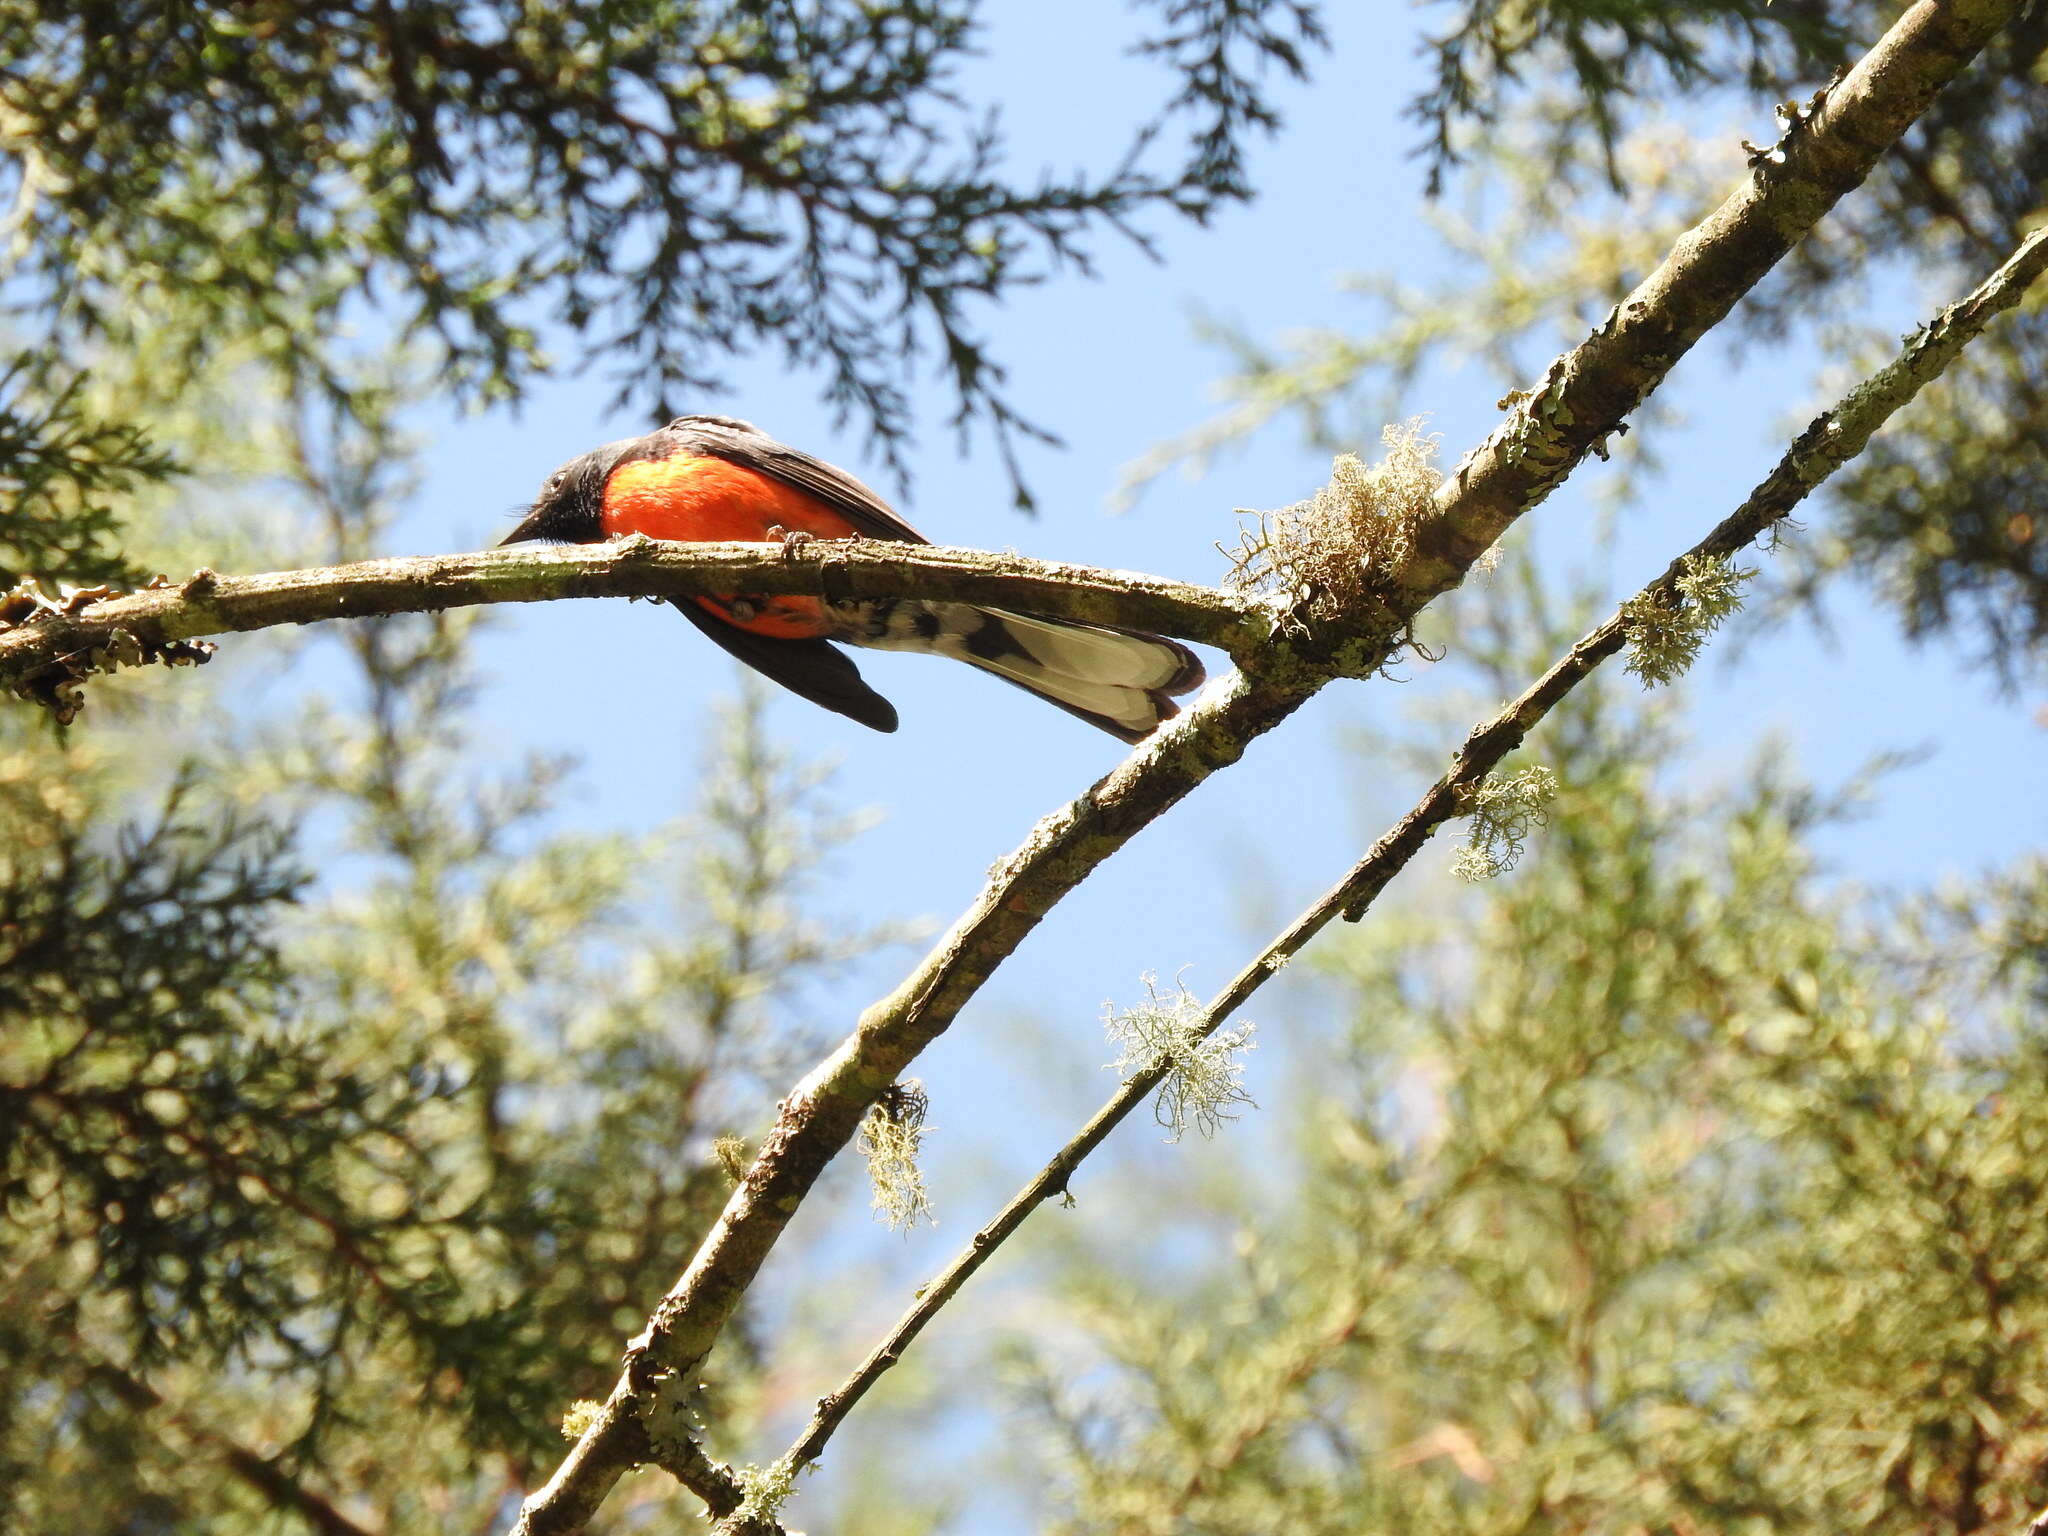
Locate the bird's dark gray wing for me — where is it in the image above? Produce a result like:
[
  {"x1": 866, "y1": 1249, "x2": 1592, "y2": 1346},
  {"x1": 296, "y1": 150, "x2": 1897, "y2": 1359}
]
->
[
  {"x1": 668, "y1": 599, "x2": 898, "y2": 733},
  {"x1": 660, "y1": 415, "x2": 931, "y2": 544}
]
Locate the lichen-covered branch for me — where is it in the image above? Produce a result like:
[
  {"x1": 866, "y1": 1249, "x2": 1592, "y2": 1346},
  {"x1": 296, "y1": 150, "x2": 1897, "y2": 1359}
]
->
[
  {"x1": 750, "y1": 217, "x2": 2048, "y2": 1502},
  {"x1": 1395, "y1": 0, "x2": 2023, "y2": 612},
  {"x1": 512, "y1": 662, "x2": 1340, "y2": 1536},
  {"x1": 513, "y1": 8, "x2": 2020, "y2": 1529},
  {"x1": 0, "y1": 539, "x2": 1277, "y2": 712}
]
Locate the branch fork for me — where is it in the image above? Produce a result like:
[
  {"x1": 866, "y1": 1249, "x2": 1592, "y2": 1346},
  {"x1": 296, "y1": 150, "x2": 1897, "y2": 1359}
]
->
[{"x1": 7, "y1": 5, "x2": 2022, "y2": 1529}]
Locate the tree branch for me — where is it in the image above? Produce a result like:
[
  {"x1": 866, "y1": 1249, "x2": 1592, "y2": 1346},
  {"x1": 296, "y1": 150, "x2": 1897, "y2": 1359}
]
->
[
  {"x1": 0, "y1": 540, "x2": 1277, "y2": 703},
  {"x1": 489, "y1": 7, "x2": 2017, "y2": 1528},
  {"x1": 748, "y1": 219, "x2": 2048, "y2": 1506},
  {"x1": 1393, "y1": 0, "x2": 2023, "y2": 613},
  {"x1": 512, "y1": 661, "x2": 1342, "y2": 1536}
]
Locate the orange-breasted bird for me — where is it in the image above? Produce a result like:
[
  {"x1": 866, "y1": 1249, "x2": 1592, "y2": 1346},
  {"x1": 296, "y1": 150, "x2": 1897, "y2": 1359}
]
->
[{"x1": 502, "y1": 415, "x2": 1207, "y2": 742}]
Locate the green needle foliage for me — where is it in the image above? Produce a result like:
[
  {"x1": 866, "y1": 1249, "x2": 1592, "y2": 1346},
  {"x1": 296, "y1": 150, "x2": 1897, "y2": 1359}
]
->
[
  {"x1": 0, "y1": 19, "x2": 1343, "y2": 1508},
  {"x1": 1010, "y1": 601, "x2": 2048, "y2": 1535},
  {"x1": 1408, "y1": 0, "x2": 1847, "y2": 192},
  {"x1": 0, "y1": 361, "x2": 901, "y2": 1530},
  {"x1": 3, "y1": 6, "x2": 2043, "y2": 1531},
  {"x1": 0, "y1": 364, "x2": 173, "y2": 589},
  {"x1": 0, "y1": 0, "x2": 1323, "y2": 491},
  {"x1": 0, "y1": 768, "x2": 321, "y2": 1366},
  {"x1": 1128, "y1": 1, "x2": 2048, "y2": 683},
  {"x1": 0, "y1": 5, "x2": 1333, "y2": 1521}
]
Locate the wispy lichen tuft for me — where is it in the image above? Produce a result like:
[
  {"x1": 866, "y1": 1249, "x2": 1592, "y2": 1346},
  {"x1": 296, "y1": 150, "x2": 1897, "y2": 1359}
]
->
[
  {"x1": 559, "y1": 1399, "x2": 604, "y2": 1440},
  {"x1": 1621, "y1": 553, "x2": 1753, "y2": 687},
  {"x1": 1451, "y1": 765, "x2": 1558, "y2": 882},
  {"x1": 1104, "y1": 973, "x2": 1257, "y2": 1143},
  {"x1": 856, "y1": 1080, "x2": 935, "y2": 1231},
  {"x1": 712, "y1": 1133, "x2": 751, "y2": 1185},
  {"x1": 1224, "y1": 420, "x2": 1444, "y2": 615},
  {"x1": 732, "y1": 1457, "x2": 798, "y2": 1524}
]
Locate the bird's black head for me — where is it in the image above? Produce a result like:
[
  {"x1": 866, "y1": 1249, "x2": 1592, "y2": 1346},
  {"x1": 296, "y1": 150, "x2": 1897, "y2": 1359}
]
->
[{"x1": 501, "y1": 436, "x2": 649, "y2": 546}]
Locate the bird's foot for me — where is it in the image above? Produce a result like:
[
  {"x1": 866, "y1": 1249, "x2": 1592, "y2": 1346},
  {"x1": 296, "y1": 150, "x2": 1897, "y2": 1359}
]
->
[{"x1": 766, "y1": 525, "x2": 817, "y2": 560}]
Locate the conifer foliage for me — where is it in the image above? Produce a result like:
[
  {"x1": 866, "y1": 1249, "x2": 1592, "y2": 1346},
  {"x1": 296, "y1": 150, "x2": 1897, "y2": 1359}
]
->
[{"x1": 1, "y1": 3, "x2": 2045, "y2": 1533}]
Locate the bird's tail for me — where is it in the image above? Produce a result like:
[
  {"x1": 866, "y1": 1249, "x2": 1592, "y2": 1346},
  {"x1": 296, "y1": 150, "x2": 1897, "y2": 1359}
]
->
[{"x1": 848, "y1": 602, "x2": 1207, "y2": 743}]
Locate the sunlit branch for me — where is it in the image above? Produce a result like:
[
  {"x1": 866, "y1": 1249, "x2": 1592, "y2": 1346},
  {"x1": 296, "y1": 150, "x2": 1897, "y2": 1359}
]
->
[
  {"x1": 752, "y1": 220, "x2": 2048, "y2": 1503},
  {"x1": 0, "y1": 540, "x2": 1276, "y2": 705},
  {"x1": 513, "y1": 7, "x2": 2024, "y2": 1530}
]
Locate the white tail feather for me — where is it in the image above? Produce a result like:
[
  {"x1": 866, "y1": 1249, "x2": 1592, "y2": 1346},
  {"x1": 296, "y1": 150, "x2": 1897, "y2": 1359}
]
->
[
  {"x1": 841, "y1": 600, "x2": 1202, "y2": 740},
  {"x1": 977, "y1": 609, "x2": 1193, "y2": 690}
]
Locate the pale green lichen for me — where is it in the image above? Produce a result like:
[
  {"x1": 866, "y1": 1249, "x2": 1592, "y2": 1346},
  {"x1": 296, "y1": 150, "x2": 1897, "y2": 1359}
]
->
[
  {"x1": 1451, "y1": 765, "x2": 1558, "y2": 882},
  {"x1": 559, "y1": 1399, "x2": 604, "y2": 1440},
  {"x1": 856, "y1": 1081, "x2": 935, "y2": 1231},
  {"x1": 1621, "y1": 553, "x2": 1753, "y2": 687},
  {"x1": 732, "y1": 1457, "x2": 798, "y2": 1524},
  {"x1": 1225, "y1": 420, "x2": 1444, "y2": 613},
  {"x1": 712, "y1": 1133, "x2": 750, "y2": 1185},
  {"x1": 1104, "y1": 974, "x2": 1257, "y2": 1143}
]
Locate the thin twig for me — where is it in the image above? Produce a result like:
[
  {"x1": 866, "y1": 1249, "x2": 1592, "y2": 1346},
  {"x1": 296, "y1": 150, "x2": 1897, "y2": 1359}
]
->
[{"x1": 755, "y1": 221, "x2": 2048, "y2": 1502}]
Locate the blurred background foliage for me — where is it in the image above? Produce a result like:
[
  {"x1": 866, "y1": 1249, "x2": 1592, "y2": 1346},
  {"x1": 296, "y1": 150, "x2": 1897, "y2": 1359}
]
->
[
  {"x1": 1002, "y1": 566, "x2": 2048, "y2": 1534},
  {"x1": 1, "y1": 1, "x2": 2045, "y2": 1532},
  {"x1": 1, "y1": 351, "x2": 902, "y2": 1528},
  {"x1": 1123, "y1": 0, "x2": 2048, "y2": 689}
]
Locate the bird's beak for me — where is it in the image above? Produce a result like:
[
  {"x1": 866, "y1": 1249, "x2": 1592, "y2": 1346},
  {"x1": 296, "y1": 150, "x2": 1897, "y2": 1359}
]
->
[
  {"x1": 502, "y1": 496, "x2": 600, "y2": 546},
  {"x1": 500, "y1": 504, "x2": 554, "y2": 547},
  {"x1": 501, "y1": 444, "x2": 619, "y2": 546}
]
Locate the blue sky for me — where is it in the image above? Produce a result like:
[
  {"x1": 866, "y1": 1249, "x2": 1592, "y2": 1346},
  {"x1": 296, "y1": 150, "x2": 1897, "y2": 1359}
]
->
[{"x1": 342, "y1": 4, "x2": 2041, "y2": 1525}]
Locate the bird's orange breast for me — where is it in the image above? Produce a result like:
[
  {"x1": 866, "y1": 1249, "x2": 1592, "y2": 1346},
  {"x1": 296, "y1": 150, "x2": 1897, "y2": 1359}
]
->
[{"x1": 601, "y1": 455, "x2": 859, "y2": 638}]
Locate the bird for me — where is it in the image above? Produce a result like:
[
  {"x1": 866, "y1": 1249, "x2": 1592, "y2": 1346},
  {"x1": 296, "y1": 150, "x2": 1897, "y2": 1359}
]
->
[{"x1": 501, "y1": 415, "x2": 1207, "y2": 742}]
